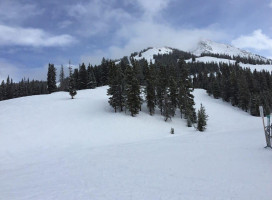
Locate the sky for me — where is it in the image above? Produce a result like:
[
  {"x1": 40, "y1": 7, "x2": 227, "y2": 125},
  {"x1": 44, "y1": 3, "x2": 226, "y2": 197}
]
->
[{"x1": 0, "y1": 0, "x2": 272, "y2": 81}]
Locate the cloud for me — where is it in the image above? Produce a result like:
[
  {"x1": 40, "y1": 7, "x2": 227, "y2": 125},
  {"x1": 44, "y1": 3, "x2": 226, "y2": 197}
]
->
[
  {"x1": 231, "y1": 29, "x2": 272, "y2": 51},
  {"x1": 0, "y1": 24, "x2": 76, "y2": 47},
  {"x1": 133, "y1": 0, "x2": 170, "y2": 18},
  {"x1": 270, "y1": 0, "x2": 272, "y2": 8},
  {"x1": 0, "y1": 0, "x2": 42, "y2": 24},
  {"x1": 81, "y1": 20, "x2": 226, "y2": 65},
  {"x1": 67, "y1": 0, "x2": 132, "y2": 36}
]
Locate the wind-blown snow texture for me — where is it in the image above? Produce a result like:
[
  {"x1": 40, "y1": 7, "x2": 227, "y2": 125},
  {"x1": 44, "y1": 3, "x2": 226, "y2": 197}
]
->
[{"x1": 0, "y1": 87, "x2": 271, "y2": 200}]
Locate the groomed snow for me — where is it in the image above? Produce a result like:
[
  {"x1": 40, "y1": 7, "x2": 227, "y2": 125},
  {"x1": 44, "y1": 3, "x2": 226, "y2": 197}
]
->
[
  {"x1": 0, "y1": 87, "x2": 271, "y2": 200},
  {"x1": 134, "y1": 47, "x2": 173, "y2": 64}
]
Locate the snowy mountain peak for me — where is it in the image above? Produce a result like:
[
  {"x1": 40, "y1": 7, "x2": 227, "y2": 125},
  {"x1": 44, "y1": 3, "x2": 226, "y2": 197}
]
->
[
  {"x1": 133, "y1": 47, "x2": 173, "y2": 63},
  {"x1": 192, "y1": 39, "x2": 269, "y2": 62}
]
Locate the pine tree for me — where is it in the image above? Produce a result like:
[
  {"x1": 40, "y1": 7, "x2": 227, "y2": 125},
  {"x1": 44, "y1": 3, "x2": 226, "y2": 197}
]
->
[
  {"x1": 87, "y1": 64, "x2": 97, "y2": 89},
  {"x1": 156, "y1": 65, "x2": 167, "y2": 114},
  {"x1": 124, "y1": 67, "x2": 142, "y2": 116},
  {"x1": 169, "y1": 76, "x2": 178, "y2": 115},
  {"x1": 197, "y1": 104, "x2": 208, "y2": 132},
  {"x1": 162, "y1": 93, "x2": 175, "y2": 121},
  {"x1": 238, "y1": 74, "x2": 250, "y2": 111},
  {"x1": 69, "y1": 66, "x2": 77, "y2": 99},
  {"x1": 107, "y1": 62, "x2": 125, "y2": 112},
  {"x1": 59, "y1": 65, "x2": 65, "y2": 91},
  {"x1": 177, "y1": 60, "x2": 197, "y2": 126},
  {"x1": 145, "y1": 65, "x2": 156, "y2": 115},
  {"x1": 101, "y1": 58, "x2": 109, "y2": 85},
  {"x1": 47, "y1": 63, "x2": 57, "y2": 93},
  {"x1": 73, "y1": 68, "x2": 79, "y2": 90},
  {"x1": 79, "y1": 63, "x2": 88, "y2": 89},
  {"x1": 249, "y1": 94, "x2": 260, "y2": 116}
]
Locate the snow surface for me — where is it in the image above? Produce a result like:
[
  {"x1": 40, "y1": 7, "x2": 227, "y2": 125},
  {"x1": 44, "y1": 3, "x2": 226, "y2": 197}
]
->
[
  {"x1": 0, "y1": 87, "x2": 271, "y2": 200},
  {"x1": 133, "y1": 47, "x2": 173, "y2": 64},
  {"x1": 192, "y1": 39, "x2": 270, "y2": 62},
  {"x1": 186, "y1": 56, "x2": 272, "y2": 72}
]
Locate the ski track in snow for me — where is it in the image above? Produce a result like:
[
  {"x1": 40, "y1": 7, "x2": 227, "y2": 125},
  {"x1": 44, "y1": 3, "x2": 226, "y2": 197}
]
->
[{"x1": 0, "y1": 87, "x2": 271, "y2": 200}]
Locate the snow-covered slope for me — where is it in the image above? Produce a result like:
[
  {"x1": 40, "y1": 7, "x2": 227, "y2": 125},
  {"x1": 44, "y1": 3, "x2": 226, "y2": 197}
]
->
[
  {"x1": 192, "y1": 39, "x2": 270, "y2": 62},
  {"x1": 133, "y1": 47, "x2": 173, "y2": 63},
  {"x1": 185, "y1": 56, "x2": 272, "y2": 72},
  {"x1": 0, "y1": 87, "x2": 271, "y2": 200}
]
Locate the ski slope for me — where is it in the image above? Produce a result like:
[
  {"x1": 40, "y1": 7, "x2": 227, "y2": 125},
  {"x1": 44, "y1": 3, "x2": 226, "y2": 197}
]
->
[{"x1": 0, "y1": 87, "x2": 271, "y2": 200}]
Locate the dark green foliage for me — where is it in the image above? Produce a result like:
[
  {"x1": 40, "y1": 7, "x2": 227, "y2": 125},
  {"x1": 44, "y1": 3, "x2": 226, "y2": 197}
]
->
[
  {"x1": 124, "y1": 67, "x2": 142, "y2": 116},
  {"x1": 87, "y1": 64, "x2": 97, "y2": 89},
  {"x1": 212, "y1": 79, "x2": 221, "y2": 99},
  {"x1": 197, "y1": 104, "x2": 208, "y2": 132},
  {"x1": 59, "y1": 65, "x2": 66, "y2": 91},
  {"x1": 73, "y1": 68, "x2": 79, "y2": 90},
  {"x1": 177, "y1": 61, "x2": 197, "y2": 126},
  {"x1": 238, "y1": 75, "x2": 250, "y2": 111},
  {"x1": 69, "y1": 66, "x2": 77, "y2": 99},
  {"x1": 79, "y1": 63, "x2": 88, "y2": 89},
  {"x1": 107, "y1": 62, "x2": 125, "y2": 112},
  {"x1": 145, "y1": 64, "x2": 156, "y2": 115},
  {"x1": 250, "y1": 94, "x2": 260, "y2": 116},
  {"x1": 162, "y1": 93, "x2": 175, "y2": 121},
  {"x1": 156, "y1": 65, "x2": 167, "y2": 114},
  {"x1": 47, "y1": 63, "x2": 57, "y2": 93}
]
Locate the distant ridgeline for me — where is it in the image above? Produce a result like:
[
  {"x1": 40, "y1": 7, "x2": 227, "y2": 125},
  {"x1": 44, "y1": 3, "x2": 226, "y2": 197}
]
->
[{"x1": 1, "y1": 50, "x2": 272, "y2": 118}]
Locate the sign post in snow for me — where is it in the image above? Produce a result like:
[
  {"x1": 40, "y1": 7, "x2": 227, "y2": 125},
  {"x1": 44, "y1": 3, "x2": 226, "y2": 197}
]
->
[{"x1": 259, "y1": 106, "x2": 272, "y2": 148}]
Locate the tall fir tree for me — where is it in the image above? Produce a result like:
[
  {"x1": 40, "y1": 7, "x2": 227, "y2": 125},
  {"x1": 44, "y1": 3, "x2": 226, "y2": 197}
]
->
[
  {"x1": 79, "y1": 63, "x2": 88, "y2": 89},
  {"x1": 107, "y1": 62, "x2": 125, "y2": 112},
  {"x1": 145, "y1": 64, "x2": 156, "y2": 115},
  {"x1": 47, "y1": 63, "x2": 57, "y2": 94},
  {"x1": 68, "y1": 66, "x2": 77, "y2": 99},
  {"x1": 124, "y1": 66, "x2": 142, "y2": 116},
  {"x1": 197, "y1": 104, "x2": 208, "y2": 132},
  {"x1": 87, "y1": 64, "x2": 97, "y2": 89},
  {"x1": 59, "y1": 65, "x2": 65, "y2": 91}
]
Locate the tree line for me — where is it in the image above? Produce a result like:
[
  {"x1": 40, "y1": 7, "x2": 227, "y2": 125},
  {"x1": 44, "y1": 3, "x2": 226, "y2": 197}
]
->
[{"x1": 107, "y1": 59, "x2": 208, "y2": 130}]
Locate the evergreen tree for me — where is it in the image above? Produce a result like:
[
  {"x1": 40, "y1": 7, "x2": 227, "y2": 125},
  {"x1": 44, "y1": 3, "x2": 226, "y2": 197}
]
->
[
  {"x1": 156, "y1": 65, "x2": 167, "y2": 114},
  {"x1": 162, "y1": 92, "x2": 175, "y2": 121},
  {"x1": 169, "y1": 76, "x2": 178, "y2": 115},
  {"x1": 69, "y1": 66, "x2": 77, "y2": 99},
  {"x1": 73, "y1": 68, "x2": 79, "y2": 90},
  {"x1": 177, "y1": 61, "x2": 197, "y2": 126},
  {"x1": 145, "y1": 65, "x2": 156, "y2": 115},
  {"x1": 124, "y1": 67, "x2": 142, "y2": 116},
  {"x1": 59, "y1": 65, "x2": 65, "y2": 91},
  {"x1": 107, "y1": 62, "x2": 125, "y2": 112},
  {"x1": 47, "y1": 63, "x2": 57, "y2": 93},
  {"x1": 87, "y1": 64, "x2": 97, "y2": 89},
  {"x1": 79, "y1": 63, "x2": 88, "y2": 89},
  {"x1": 197, "y1": 104, "x2": 208, "y2": 132},
  {"x1": 249, "y1": 94, "x2": 260, "y2": 116},
  {"x1": 101, "y1": 58, "x2": 109, "y2": 85},
  {"x1": 238, "y1": 75, "x2": 250, "y2": 111}
]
